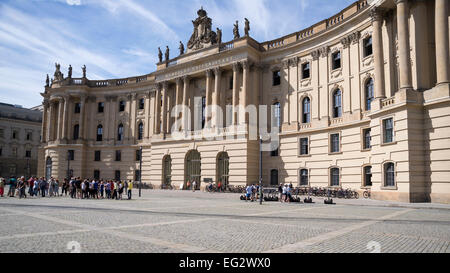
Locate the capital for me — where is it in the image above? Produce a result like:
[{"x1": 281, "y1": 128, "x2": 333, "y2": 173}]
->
[
  {"x1": 205, "y1": 69, "x2": 213, "y2": 78},
  {"x1": 182, "y1": 75, "x2": 190, "y2": 83},
  {"x1": 290, "y1": 57, "x2": 299, "y2": 67},
  {"x1": 394, "y1": 0, "x2": 408, "y2": 5},
  {"x1": 241, "y1": 60, "x2": 249, "y2": 70},
  {"x1": 213, "y1": 67, "x2": 222, "y2": 76},
  {"x1": 176, "y1": 77, "x2": 183, "y2": 85},
  {"x1": 232, "y1": 62, "x2": 240, "y2": 72},
  {"x1": 370, "y1": 7, "x2": 385, "y2": 22}
]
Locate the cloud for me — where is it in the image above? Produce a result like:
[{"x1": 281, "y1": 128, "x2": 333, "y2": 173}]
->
[{"x1": 66, "y1": 0, "x2": 81, "y2": 6}]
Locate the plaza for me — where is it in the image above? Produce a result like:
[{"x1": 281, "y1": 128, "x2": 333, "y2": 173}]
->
[{"x1": 0, "y1": 190, "x2": 449, "y2": 253}]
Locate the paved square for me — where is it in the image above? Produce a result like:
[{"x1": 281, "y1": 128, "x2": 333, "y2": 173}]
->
[{"x1": 0, "y1": 190, "x2": 449, "y2": 253}]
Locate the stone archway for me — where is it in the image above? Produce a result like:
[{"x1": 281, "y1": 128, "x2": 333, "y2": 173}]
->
[
  {"x1": 162, "y1": 155, "x2": 172, "y2": 188},
  {"x1": 216, "y1": 152, "x2": 229, "y2": 188},
  {"x1": 185, "y1": 150, "x2": 201, "y2": 190}
]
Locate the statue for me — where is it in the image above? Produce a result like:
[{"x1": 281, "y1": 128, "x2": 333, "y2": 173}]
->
[
  {"x1": 158, "y1": 47, "x2": 163, "y2": 63},
  {"x1": 233, "y1": 20, "x2": 240, "y2": 39},
  {"x1": 45, "y1": 74, "x2": 50, "y2": 87},
  {"x1": 68, "y1": 65, "x2": 72, "y2": 79},
  {"x1": 179, "y1": 41, "x2": 185, "y2": 55},
  {"x1": 217, "y1": 28, "x2": 222, "y2": 44},
  {"x1": 187, "y1": 7, "x2": 218, "y2": 52},
  {"x1": 244, "y1": 18, "x2": 250, "y2": 36},
  {"x1": 53, "y1": 63, "x2": 64, "y2": 82},
  {"x1": 82, "y1": 65, "x2": 86, "y2": 78},
  {"x1": 165, "y1": 46, "x2": 170, "y2": 62}
]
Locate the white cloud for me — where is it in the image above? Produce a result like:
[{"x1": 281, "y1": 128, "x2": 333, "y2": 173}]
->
[{"x1": 66, "y1": 0, "x2": 81, "y2": 6}]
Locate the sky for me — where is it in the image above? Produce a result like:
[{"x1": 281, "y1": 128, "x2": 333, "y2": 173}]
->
[{"x1": 0, "y1": 0, "x2": 356, "y2": 108}]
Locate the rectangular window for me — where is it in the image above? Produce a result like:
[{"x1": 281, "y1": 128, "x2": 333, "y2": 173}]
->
[
  {"x1": 300, "y1": 169, "x2": 308, "y2": 186},
  {"x1": 12, "y1": 131, "x2": 18, "y2": 140},
  {"x1": 0, "y1": 147, "x2": 2, "y2": 156},
  {"x1": 25, "y1": 150, "x2": 31, "y2": 158},
  {"x1": 363, "y1": 128, "x2": 371, "y2": 150},
  {"x1": 364, "y1": 166, "x2": 372, "y2": 187},
  {"x1": 299, "y1": 137, "x2": 309, "y2": 155},
  {"x1": 139, "y1": 98, "x2": 145, "y2": 110},
  {"x1": 98, "y1": 102, "x2": 104, "y2": 113},
  {"x1": 74, "y1": 103, "x2": 81, "y2": 114},
  {"x1": 363, "y1": 36, "x2": 373, "y2": 57},
  {"x1": 330, "y1": 133, "x2": 340, "y2": 153},
  {"x1": 272, "y1": 70, "x2": 281, "y2": 86},
  {"x1": 302, "y1": 63, "x2": 310, "y2": 79},
  {"x1": 26, "y1": 132, "x2": 32, "y2": 141},
  {"x1": 94, "y1": 170, "x2": 100, "y2": 180},
  {"x1": 115, "y1": 170, "x2": 121, "y2": 181},
  {"x1": 271, "y1": 148, "x2": 279, "y2": 157},
  {"x1": 68, "y1": 150, "x2": 75, "y2": 161},
  {"x1": 331, "y1": 168, "x2": 340, "y2": 186},
  {"x1": 115, "y1": 150, "x2": 121, "y2": 161},
  {"x1": 12, "y1": 147, "x2": 17, "y2": 157},
  {"x1": 94, "y1": 151, "x2": 101, "y2": 161},
  {"x1": 383, "y1": 118, "x2": 394, "y2": 144},
  {"x1": 332, "y1": 51, "x2": 341, "y2": 70},
  {"x1": 136, "y1": 150, "x2": 141, "y2": 161},
  {"x1": 119, "y1": 101, "x2": 125, "y2": 112}
]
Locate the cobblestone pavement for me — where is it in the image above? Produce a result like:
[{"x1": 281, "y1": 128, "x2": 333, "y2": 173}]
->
[{"x1": 0, "y1": 190, "x2": 449, "y2": 253}]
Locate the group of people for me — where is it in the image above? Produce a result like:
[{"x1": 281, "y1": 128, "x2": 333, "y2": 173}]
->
[
  {"x1": 0, "y1": 176, "x2": 133, "y2": 200},
  {"x1": 245, "y1": 184, "x2": 261, "y2": 202},
  {"x1": 278, "y1": 183, "x2": 293, "y2": 203}
]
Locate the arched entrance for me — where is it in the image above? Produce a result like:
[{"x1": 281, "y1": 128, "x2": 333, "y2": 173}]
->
[
  {"x1": 162, "y1": 155, "x2": 172, "y2": 188},
  {"x1": 216, "y1": 152, "x2": 229, "y2": 188},
  {"x1": 185, "y1": 150, "x2": 201, "y2": 190},
  {"x1": 45, "y1": 157, "x2": 52, "y2": 181}
]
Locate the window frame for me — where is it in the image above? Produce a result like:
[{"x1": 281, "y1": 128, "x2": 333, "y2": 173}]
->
[
  {"x1": 329, "y1": 167, "x2": 341, "y2": 187},
  {"x1": 272, "y1": 70, "x2": 281, "y2": 86},
  {"x1": 298, "y1": 137, "x2": 310, "y2": 157},
  {"x1": 115, "y1": 150, "x2": 121, "y2": 162},
  {"x1": 363, "y1": 36, "x2": 373, "y2": 58},
  {"x1": 382, "y1": 161, "x2": 397, "y2": 189},
  {"x1": 329, "y1": 132, "x2": 341, "y2": 154},
  {"x1": 361, "y1": 127, "x2": 372, "y2": 151},
  {"x1": 94, "y1": 150, "x2": 101, "y2": 162},
  {"x1": 119, "y1": 100, "x2": 126, "y2": 112},
  {"x1": 332, "y1": 89, "x2": 342, "y2": 118},
  {"x1": 381, "y1": 117, "x2": 395, "y2": 145},
  {"x1": 365, "y1": 78, "x2": 374, "y2": 111},
  {"x1": 362, "y1": 165, "x2": 372, "y2": 188},
  {"x1": 331, "y1": 51, "x2": 342, "y2": 70},
  {"x1": 299, "y1": 168, "x2": 310, "y2": 187},
  {"x1": 302, "y1": 97, "x2": 311, "y2": 124},
  {"x1": 98, "y1": 102, "x2": 104, "y2": 113},
  {"x1": 301, "y1": 62, "x2": 310, "y2": 79},
  {"x1": 96, "y1": 125, "x2": 103, "y2": 142}
]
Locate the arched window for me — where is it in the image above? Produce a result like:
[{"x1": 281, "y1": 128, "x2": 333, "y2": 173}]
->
[
  {"x1": 333, "y1": 89, "x2": 342, "y2": 118},
  {"x1": 272, "y1": 102, "x2": 281, "y2": 131},
  {"x1": 73, "y1": 124, "x2": 79, "y2": 140},
  {"x1": 185, "y1": 150, "x2": 201, "y2": 190},
  {"x1": 330, "y1": 168, "x2": 340, "y2": 186},
  {"x1": 302, "y1": 97, "x2": 311, "y2": 123},
  {"x1": 137, "y1": 122, "x2": 144, "y2": 140},
  {"x1": 300, "y1": 169, "x2": 308, "y2": 186},
  {"x1": 217, "y1": 152, "x2": 230, "y2": 188},
  {"x1": 365, "y1": 78, "x2": 374, "y2": 111},
  {"x1": 384, "y1": 163, "x2": 395, "y2": 187},
  {"x1": 117, "y1": 124, "x2": 124, "y2": 141},
  {"x1": 163, "y1": 155, "x2": 172, "y2": 187},
  {"x1": 96, "y1": 125, "x2": 103, "y2": 141}
]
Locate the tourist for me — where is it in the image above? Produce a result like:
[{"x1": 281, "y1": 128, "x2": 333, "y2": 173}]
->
[
  {"x1": 100, "y1": 181, "x2": 104, "y2": 199},
  {"x1": 28, "y1": 177, "x2": 35, "y2": 197},
  {"x1": 245, "y1": 185, "x2": 252, "y2": 201},
  {"x1": 106, "y1": 181, "x2": 111, "y2": 199},
  {"x1": 186, "y1": 180, "x2": 191, "y2": 191},
  {"x1": 0, "y1": 177, "x2": 5, "y2": 197},
  {"x1": 34, "y1": 178, "x2": 41, "y2": 197},
  {"x1": 127, "y1": 181, "x2": 133, "y2": 200},
  {"x1": 124, "y1": 180, "x2": 129, "y2": 197},
  {"x1": 40, "y1": 178, "x2": 47, "y2": 197},
  {"x1": 7, "y1": 176, "x2": 17, "y2": 197},
  {"x1": 18, "y1": 177, "x2": 27, "y2": 199},
  {"x1": 278, "y1": 184, "x2": 283, "y2": 202},
  {"x1": 285, "y1": 184, "x2": 291, "y2": 203},
  {"x1": 192, "y1": 180, "x2": 196, "y2": 192},
  {"x1": 118, "y1": 181, "x2": 124, "y2": 200},
  {"x1": 112, "y1": 180, "x2": 118, "y2": 200}
]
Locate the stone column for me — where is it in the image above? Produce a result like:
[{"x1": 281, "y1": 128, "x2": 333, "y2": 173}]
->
[
  {"x1": 57, "y1": 98, "x2": 64, "y2": 140},
  {"x1": 154, "y1": 84, "x2": 162, "y2": 134},
  {"x1": 371, "y1": 7, "x2": 386, "y2": 98},
  {"x1": 49, "y1": 101, "x2": 56, "y2": 141},
  {"x1": 395, "y1": 0, "x2": 413, "y2": 90},
  {"x1": 145, "y1": 91, "x2": 151, "y2": 139},
  {"x1": 435, "y1": 0, "x2": 450, "y2": 85},
  {"x1": 232, "y1": 62, "x2": 240, "y2": 126},
  {"x1": 78, "y1": 95, "x2": 86, "y2": 140},
  {"x1": 161, "y1": 82, "x2": 168, "y2": 134},
  {"x1": 213, "y1": 67, "x2": 222, "y2": 128},
  {"x1": 61, "y1": 96, "x2": 69, "y2": 140},
  {"x1": 240, "y1": 60, "x2": 249, "y2": 125},
  {"x1": 182, "y1": 76, "x2": 189, "y2": 131},
  {"x1": 130, "y1": 93, "x2": 137, "y2": 141},
  {"x1": 41, "y1": 101, "x2": 48, "y2": 143},
  {"x1": 205, "y1": 69, "x2": 213, "y2": 129}
]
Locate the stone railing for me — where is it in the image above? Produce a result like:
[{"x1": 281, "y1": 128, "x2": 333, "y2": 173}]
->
[
  {"x1": 167, "y1": 60, "x2": 178, "y2": 67},
  {"x1": 330, "y1": 117, "x2": 344, "y2": 126},
  {"x1": 382, "y1": 97, "x2": 395, "y2": 107},
  {"x1": 297, "y1": 27, "x2": 314, "y2": 40},
  {"x1": 116, "y1": 79, "x2": 128, "y2": 86},
  {"x1": 71, "y1": 78, "x2": 84, "y2": 85},
  {"x1": 299, "y1": 123, "x2": 312, "y2": 130},
  {"x1": 219, "y1": 41, "x2": 234, "y2": 52},
  {"x1": 265, "y1": 38, "x2": 285, "y2": 50}
]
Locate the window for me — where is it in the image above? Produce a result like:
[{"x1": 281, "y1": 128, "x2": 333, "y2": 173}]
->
[
  {"x1": 332, "y1": 89, "x2": 342, "y2": 118},
  {"x1": 136, "y1": 149, "x2": 141, "y2": 161},
  {"x1": 384, "y1": 163, "x2": 395, "y2": 187},
  {"x1": 12, "y1": 130, "x2": 18, "y2": 140},
  {"x1": 139, "y1": 98, "x2": 145, "y2": 110},
  {"x1": 68, "y1": 150, "x2": 74, "y2": 161},
  {"x1": 135, "y1": 170, "x2": 141, "y2": 182},
  {"x1": 302, "y1": 97, "x2": 311, "y2": 123},
  {"x1": 270, "y1": 148, "x2": 279, "y2": 157},
  {"x1": 270, "y1": 169, "x2": 279, "y2": 186},
  {"x1": 332, "y1": 51, "x2": 341, "y2": 70},
  {"x1": 365, "y1": 78, "x2": 374, "y2": 111},
  {"x1": 364, "y1": 166, "x2": 372, "y2": 187},
  {"x1": 74, "y1": 103, "x2": 81, "y2": 114},
  {"x1": 330, "y1": 168, "x2": 340, "y2": 186},
  {"x1": 119, "y1": 101, "x2": 125, "y2": 112},
  {"x1": 363, "y1": 36, "x2": 373, "y2": 57},
  {"x1": 363, "y1": 128, "x2": 371, "y2": 150},
  {"x1": 0, "y1": 147, "x2": 2, "y2": 156},
  {"x1": 272, "y1": 102, "x2": 281, "y2": 130},
  {"x1": 272, "y1": 70, "x2": 281, "y2": 86},
  {"x1": 383, "y1": 118, "x2": 394, "y2": 144},
  {"x1": 299, "y1": 137, "x2": 309, "y2": 155},
  {"x1": 26, "y1": 132, "x2": 32, "y2": 141},
  {"x1": 96, "y1": 125, "x2": 103, "y2": 141},
  {"x1": 117, "y1": 124, "x2": 124, "y2": 141},
  {"x1": 115, "y1": 170, "x2": 121, "y2": 181},
  {"x1": 73, "y1": 124, "x2": 79, "y2": 140},
  {"x1": 115, "y1": 150, "x2": 121, "y2": 161},
  {"x1": 98, "y1": 102, "x2": 104, "y2": 113},
  {"x1": 0, "y1": 129, "x2": 4, "y2": 138},
  {"x1": 137, "y1": 122, "x2": 144, "y2": 140},
  {"x1": 330, "y1": 133, "x2": 340, "y2": 153},
  {"x1": 94, "y1": 170, "x2": 100, "y2": 180},
  {"x1": 25, "y1": 150, "x2": 31, "y2": 158},
  {"x1": 302, "y1": 63, "x2": 310, "y2": 79},
  {"x1": 94, "y1": 151, "x2": 101, "y2": 161},
  {"x1": 300, "y1": 169, "x2": 308, "y2": 186}
]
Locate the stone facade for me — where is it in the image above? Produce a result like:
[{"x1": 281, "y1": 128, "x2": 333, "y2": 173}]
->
[
  {"x1": 0, "y1": 103, "x2": 42, "y2": 178},
  {"x1": 39, "y1": 0, "x2": 450, "y2": 203}
]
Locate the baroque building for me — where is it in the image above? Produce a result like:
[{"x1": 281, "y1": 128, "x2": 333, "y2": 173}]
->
[
  {"x1": 39, "y1": 0, "x2": 450, "y2": 203},
  {"x1": 0, "y1": 103, "x2": 42, "y2": 178}
]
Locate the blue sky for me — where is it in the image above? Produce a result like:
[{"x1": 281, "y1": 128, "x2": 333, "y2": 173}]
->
[{"x1": 0, "y1": 0, "x2": 355, "y2": 108}]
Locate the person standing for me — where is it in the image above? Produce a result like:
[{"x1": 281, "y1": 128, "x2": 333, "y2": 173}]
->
[
  {"x1": 40, "y1": 178, "x2": 47, "y2": 197},
  {"x1": 192, "y1": 180, "x2": 196, "y2": 192},
  {"x1": 127, "y1": 181, "x2": 133, "y2": 200},
  {"x1": 278, "y1": 184, "x2": 283, "y2": 202},
  {"x1": 7, "y1": 176, "x2": 17, "y2": 197},
  {"x1": 28, "y1": 177, "x2": 34, "y2": 197},
  {"x1": 0, "y1": 177, "x2": 5, "y2": 197}
]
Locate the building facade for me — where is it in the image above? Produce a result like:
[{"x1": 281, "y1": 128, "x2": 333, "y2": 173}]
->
[
  {"x1": 39, "y1": 0, "x2": 450, "y2": 203},
  {"x1": 0, "y1": 103, "x2": 42, "y2": 179}
]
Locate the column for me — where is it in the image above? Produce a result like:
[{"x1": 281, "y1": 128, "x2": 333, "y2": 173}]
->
[
  {"x1": 49, "y1": 102, "x2": 56, "y2": 141},
  {"x1": 213, "y1": 67, "x2": 222, "y2": 128},
  {"x1": 88, "y1": 97, "x2": 96, "y2": 142},
  {"x1": 435, "y1": 0, "x2": 450, "y2": 85},
  {"x1": 232, "y1": 62, "x2": 240, "y2": 126},
  {"x1": 130, "y1": 93, "x2": 137, "y2": 141},
  {"x1": 240, "y1": 60, "x2": 249, "y2": 125},
  {"x1": 145, "y1": 92, "x2": 151, "y2": 139},
  {"x1": 154, "y1": 84, "x2": 161, "y2": 134},
  {"x1": 371, "y1": 7, "x2": 386, "y2": 98},
  {"x1": 281, "y1": 60, "x2": 290, "y2": 127},
  {"x1": 205, "y1": 70, "x2": 213, "y2": 129},
  {"x1": 61, "y1": 96, "x2": 69, "y2": 140},
  {"x1": 174, "y1": 78, "x2": 182, "y2": 132},
  {"x1": 57, "y1": 98, "x2": 64, "y2": 140},
  {"x1": 182, "y1": 76, "x2": 189, "y2": 131},
  {"x1": 41, "y1": 101, "x2": 48, "y2": 143},
  {"x1": 161, "y1": 82, "x2": 168, "y2": 134},
  {"x1": 395, "y1": 0, "x2": 413, "y2": 90},
  {"x1": 79, "y1": 95, "x2": 86, "y2": 140}
]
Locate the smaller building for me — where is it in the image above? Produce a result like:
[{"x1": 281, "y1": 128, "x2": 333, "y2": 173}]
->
[{"x1": 0, "y1": 102, "x2": 42, "y2": 179}]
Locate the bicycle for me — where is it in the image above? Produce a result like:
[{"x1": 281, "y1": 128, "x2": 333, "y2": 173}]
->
[{"x1": 363, "y1": 189, "x2": 371, "y2": 199}]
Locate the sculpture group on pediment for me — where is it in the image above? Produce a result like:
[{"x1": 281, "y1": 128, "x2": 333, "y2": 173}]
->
[
  {"x1": 233, "y1": 20, "x2": 240, "y2": 39},
  {"x1": 53, "y1": 63, "x2": 64, "y2": 82},
  {"x1": 187, "y1": 7, "x2": 218, "y2": 52}
]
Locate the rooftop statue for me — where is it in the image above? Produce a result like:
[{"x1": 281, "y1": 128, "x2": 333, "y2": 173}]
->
[
  {"x1": 179, "y1": 41, "x2": 185, "y2": 55},
  {"x1": 45, "y1": 74, "x2": 50, "y2": 87},
  {"x1": 233, "y1": 20, "x2": 240, "y2": 39},
  {"x1": 158, "y1": 47, "x2": 163, "y2": 63},
  {"x1": 68, "y1": 65, "x2": 72, "y2": 79},
  {"x1": 165, "y1": 46, "x2": 170, "y2": 61},
  {"x1": 53, "y1": 63, "x2": 64, "y2": 82},
  {"x1": 187, "y1": 7, "x2": 218, "y2": 53},
  {"x1": 82, "y1": 65, "x2": 86, "y2": 78},
  {"x1": 217, "y1": 28, "x2": 222, "y2": 44},
  {"x1": 244, "y1": 18, "x2": 250, "y2": 36}
]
